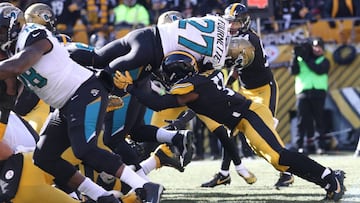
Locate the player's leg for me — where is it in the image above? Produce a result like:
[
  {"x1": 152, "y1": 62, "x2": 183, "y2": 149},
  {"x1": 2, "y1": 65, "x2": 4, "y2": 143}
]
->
[
  {"x1": 200, "y1": 115, "x2": 256, "y2": 187},
  {"x1": 238, "y1": 102, "x2": 345, "y2": 201}
]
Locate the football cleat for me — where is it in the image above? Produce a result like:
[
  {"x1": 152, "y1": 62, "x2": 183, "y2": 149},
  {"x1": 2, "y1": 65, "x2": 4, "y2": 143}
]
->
[
  {"x1": 172, "y1": 130, "x2": 194, "y2": 167},
  {"x1": 153, "y1": 144, "x2": 184, "y2": 172},
  {"x1": 324, "y1": 170, "x2": 346, "y2": 201},
  {"x1": 237, "y1": 171, "x2": 257, "y2": 185},
  {"x1": 201, "y1": 172, "x2": 231, "y2": 188},
  {"x1": 121, "y1": 191, "x2": 143, "y2": 203},
  {"x1": 142, "y1": 182, "x2": 164, "y2": 203},
  {"x1": 96, "y1": 194, "x2": 121, "y2": 203},
  {"x1": 274, "y1": 172, "x2": 294, "y2": 188}
]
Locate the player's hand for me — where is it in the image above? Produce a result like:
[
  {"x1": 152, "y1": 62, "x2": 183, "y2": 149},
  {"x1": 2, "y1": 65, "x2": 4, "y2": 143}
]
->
[
  {"x1": 113, "y1": 70, "x2": 133, "y2": 91},
  {"x1": 106, "y1": 95, "x2": 124, "y2": 112},
  {"x1": 164, "y1": 119, "x2": 187, "y2": 130}
]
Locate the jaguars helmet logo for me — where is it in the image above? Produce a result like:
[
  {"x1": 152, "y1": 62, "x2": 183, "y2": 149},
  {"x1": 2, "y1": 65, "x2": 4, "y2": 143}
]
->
[{"x1": 227, "y1": 38, "x2": 255, "y2": 70}]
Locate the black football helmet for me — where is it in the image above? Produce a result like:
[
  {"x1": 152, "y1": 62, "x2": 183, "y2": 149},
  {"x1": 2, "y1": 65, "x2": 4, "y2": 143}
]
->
[
  {"x1": 160, "y1": 51, "x2": 198, "y2": 86},
  {"x1": 0, "y1": 5, "x2": 25, "y2": 51},
  {"x1": 223, "y1": 3, "x2": 251, "y2": 33},
  {"x1": 24, "y1": 3, "x2": 56, "y2": 33}
]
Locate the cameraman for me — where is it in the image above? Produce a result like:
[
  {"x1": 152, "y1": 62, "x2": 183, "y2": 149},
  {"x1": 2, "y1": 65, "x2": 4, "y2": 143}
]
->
[{"x1": 290, "y1": 37, "x2": 330, "y2": 154}]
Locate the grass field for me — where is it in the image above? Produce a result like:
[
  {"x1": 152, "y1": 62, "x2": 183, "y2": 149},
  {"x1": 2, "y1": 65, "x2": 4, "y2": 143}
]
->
[{"x1": 148, "y1": 152, "x2": 360, "y2": 203}]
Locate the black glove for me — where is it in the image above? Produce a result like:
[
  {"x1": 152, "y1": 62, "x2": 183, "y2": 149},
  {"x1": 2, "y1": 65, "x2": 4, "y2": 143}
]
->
[
  {"x1": 0, "y1": 93, "x2": 16, "y2": 110},
  {"x1": 198, "y1": 61, "x2": 213, "y2": 71},
  {"x1": 164, "y1": 109, "x2": 196, "y2": 130},
  {"x1": 0, "y1": 93, "x2": 16, "y2": 124},
  {"x1": 96, "y1": 70, "x2": 114, "y2": 92}
]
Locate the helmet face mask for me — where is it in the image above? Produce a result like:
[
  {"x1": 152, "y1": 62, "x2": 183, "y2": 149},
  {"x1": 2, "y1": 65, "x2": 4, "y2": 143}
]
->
[
  {"x1": 160, "y1": 51, "x2": 198, "y2": 87},
  {"x1": 223, "y1": 3, "x2": 251, "y2": 34},
  {"x1": 24, "y1": 3, "x2": 56, "y2": 32},
  {"x1": 0, "y1": 6, "x2": 24, "y2": 52}
]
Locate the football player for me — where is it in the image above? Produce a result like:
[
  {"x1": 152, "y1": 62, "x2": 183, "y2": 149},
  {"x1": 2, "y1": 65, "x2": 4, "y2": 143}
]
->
[
  {"x1": 23, "y1": 3, "x2": 185, "y2": 197},
  {"x1": 114, "y1": 51, "x2": 346, "y2": 202},
  {"x1": 202, "y1": 3, "x2": 294, "y2": 189},
  {"x1": 0, "y1": 80, "x2": 143, "y2": 203},
  {"x1": 68, "y1": 13, "x2": 232, "y2": 168},
  {"x1": 150, "y1": 10, "x2": 256, "y2": 185},
  {"x1": 0, "y1": 5, "x2": 163, "y2": 203}
]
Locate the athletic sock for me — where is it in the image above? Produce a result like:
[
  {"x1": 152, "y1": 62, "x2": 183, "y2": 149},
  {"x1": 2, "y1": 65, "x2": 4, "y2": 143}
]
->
[
  {"x1": 235, "y1": 163, "x2": 251, "y2": 178},
  {"x1": 156, "y1": 128, "x2": 177, "y2": 143},
  {"x1": 120, "y1": 165, "x2": 147, "y2": 189},
  {"x1": 77, "y1": 177, "x2": 110, "y2": 201}
]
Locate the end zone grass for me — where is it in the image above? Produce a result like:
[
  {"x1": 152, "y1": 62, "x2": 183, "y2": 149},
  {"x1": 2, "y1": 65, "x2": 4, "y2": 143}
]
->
[{"x1": 148, "y1": 152, "x2": 360, "y2": 203}]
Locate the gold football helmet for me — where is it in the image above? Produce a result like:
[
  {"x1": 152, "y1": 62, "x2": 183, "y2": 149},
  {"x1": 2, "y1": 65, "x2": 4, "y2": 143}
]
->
[
  {"x1": 227, "y1": 38, "x2": 255, "y2": 70},
  {"x1": 24, "y1": 3, "x2": 56, "y2": 32}
]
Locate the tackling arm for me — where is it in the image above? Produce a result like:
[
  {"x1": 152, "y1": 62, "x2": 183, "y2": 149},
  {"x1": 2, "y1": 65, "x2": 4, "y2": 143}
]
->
[
  {"x1": 127, "y1": 84, "x2": 181, "y2": 111},
  {"x1": 0, "y1": 39, "x2": 52, "y2": 80}
]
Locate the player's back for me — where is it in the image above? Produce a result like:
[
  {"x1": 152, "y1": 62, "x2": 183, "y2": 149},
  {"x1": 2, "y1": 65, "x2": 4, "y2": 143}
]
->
[
  {"x1": 170, "y1": 69, "x2": 251, "y2": 129},
  {"x1": 157, "y1": 15, "x2": 230, "y2": 69}
]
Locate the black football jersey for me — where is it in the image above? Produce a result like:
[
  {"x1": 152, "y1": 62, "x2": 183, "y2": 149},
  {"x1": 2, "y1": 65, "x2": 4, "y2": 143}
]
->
[
  {"x1": 234, "y1": 29, "x2": 274, "y2": 89},
  {"x1": 169, "y1": 69, "x2": 251, "y2": 130}
]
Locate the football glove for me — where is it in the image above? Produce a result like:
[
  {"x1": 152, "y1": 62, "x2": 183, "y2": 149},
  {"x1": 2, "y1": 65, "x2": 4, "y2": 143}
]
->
[
  {"x1": 113, "y1": 70, "x2": 133, "y2": 92},
  {"x1": 106, "y1": 95, "x2": 124, "y2": 112},
  {"x1": 164, "y1": 109, "x2": 196, "y2": 130}
]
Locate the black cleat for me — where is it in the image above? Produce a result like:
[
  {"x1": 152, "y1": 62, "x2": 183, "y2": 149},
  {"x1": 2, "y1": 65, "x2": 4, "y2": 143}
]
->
[
  {"x1": 201, "y1": 173, "x2": 231, "y2": 188},
  {"x1": 274, "y1": 172, "x2": 294, "y2": 189},
  {"x1": 154, "y1": 144, "x2": 184, "y2": 172},
  {"x1": 172, "y1": 130, "x2": 194, "y2": 167},
  {"x1": 324, "y1": 170, "x2": 346, "y2": 202},
  {"x1": 143, "y1": 182, "x2": 164, "y2": 203},
  {"x1": 96, "y1": 194, "x2": 121, "y2": 203}
]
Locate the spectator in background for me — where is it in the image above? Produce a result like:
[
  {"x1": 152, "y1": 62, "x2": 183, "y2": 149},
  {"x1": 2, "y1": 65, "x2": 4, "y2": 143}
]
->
[
  {"x1": 306, "y1": 0, "x2": 325, "y2": 20},
  {"x1": 8, "y1": 0, "x2": 36, "y2": 10},
  {"x1": 114, "y1": 0, "x2": 150, "y2": 28},
  {"x1": 290, "y1": 37, "x2": 330, "y2": 155},
  {"x1": 41, "y1": 0, "x2": 84, "y2": 38},
  {"x1": 83, "y1": 0, "x2": 117, "y2": 47},
  {"x1": 274, "y1": 0, "x2": 315, "y2": 30},
  {"x1": 323, "y1": 0, "x2": 360, "y2": 18},
  {"x1": 323, "y1": 0, "x2": 360, "y2": 28},
  {"x1": 149, "y1": 0, "x2": 170, "y2": 24},
  {"x1": 195, "y1": 0, "x2": 225, "y2": 16}
]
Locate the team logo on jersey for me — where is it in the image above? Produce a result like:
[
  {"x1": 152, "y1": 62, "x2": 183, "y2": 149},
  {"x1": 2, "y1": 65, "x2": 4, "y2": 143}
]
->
[
  {"x1": 5, "y1": 170, "x2": 14, "y2": 180},
  {"x1": 90, "y1": 89, "x2": 99, "y2": 97},
  {"x1": 232, "y1": 112, "x2": 242, "y2": 117}
]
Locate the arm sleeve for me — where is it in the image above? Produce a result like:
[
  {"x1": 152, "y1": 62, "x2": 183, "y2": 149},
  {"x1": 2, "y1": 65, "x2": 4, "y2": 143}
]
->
[
  {"x1": 307, "y1": 57, "x2": 330, "y2": 75},
  {"x1": 290, "y1": 56, "x2": 300, "y2": 75},
  {"x1": 14, "y1": 90, "x2": 40, "y2": 116},
  {"x1": 24, "y1": 30, "x2": 48, "y2": 47},
  {"x1": 69, "y1": 48, "x2": 96, "y2": 67},
  {"x1": 127, "y1": 84, "x2": 182, "y2": 111}
]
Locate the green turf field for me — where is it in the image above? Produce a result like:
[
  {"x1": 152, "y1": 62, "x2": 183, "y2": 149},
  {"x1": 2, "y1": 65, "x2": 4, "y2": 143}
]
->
[{"x1": 148, "y1": 152, "x2": 360, "y2": 203}]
